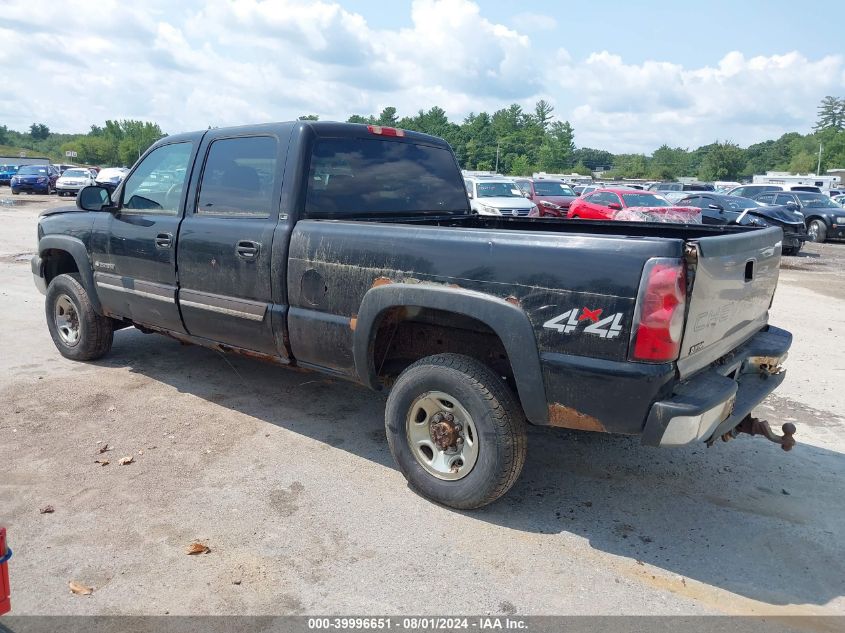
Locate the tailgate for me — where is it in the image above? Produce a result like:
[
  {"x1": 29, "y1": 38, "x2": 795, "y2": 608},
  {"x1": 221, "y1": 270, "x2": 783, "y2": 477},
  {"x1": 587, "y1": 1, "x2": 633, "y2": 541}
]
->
[{"x1": 677, "y1": 226, "x2": 782, "y2": 379}]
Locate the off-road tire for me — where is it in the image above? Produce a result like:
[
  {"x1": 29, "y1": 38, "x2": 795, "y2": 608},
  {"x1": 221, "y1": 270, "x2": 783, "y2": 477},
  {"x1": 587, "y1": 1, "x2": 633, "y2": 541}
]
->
[
  {"x1": 385, "y1": 353, "x2": 527, "y2": 509},
  {"x1": 45, "y1": 273, "x2": 113, "y2": 360}
]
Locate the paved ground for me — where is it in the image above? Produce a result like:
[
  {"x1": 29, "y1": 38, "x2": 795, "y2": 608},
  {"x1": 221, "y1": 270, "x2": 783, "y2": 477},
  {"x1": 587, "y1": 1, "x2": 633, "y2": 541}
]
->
[{"x1": 1, "y1": 192, "x2": 844, "y2": 616}]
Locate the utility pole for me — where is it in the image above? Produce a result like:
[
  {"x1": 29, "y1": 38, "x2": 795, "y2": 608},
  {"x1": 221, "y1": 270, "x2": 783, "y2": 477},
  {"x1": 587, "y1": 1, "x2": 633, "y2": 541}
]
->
[
  {"x1": 817, "y1": 143, "x2": 823, "y2": 175},
  {"x1": 494, "y1": 142, "x2": 500, "y2": 174}
]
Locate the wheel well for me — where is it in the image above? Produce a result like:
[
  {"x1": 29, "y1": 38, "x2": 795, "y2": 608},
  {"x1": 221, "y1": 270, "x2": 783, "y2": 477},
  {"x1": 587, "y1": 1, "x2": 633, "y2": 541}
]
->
[
  {"x1": 371, "y1": 306, "x2": 515, "y2": 388},
  {"x1": 42, "y1": 249, "x2": 79, "y2": 285}
]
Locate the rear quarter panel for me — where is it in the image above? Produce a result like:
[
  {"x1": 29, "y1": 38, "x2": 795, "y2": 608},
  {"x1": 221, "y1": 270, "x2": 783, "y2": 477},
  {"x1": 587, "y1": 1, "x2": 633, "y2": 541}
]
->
[{"x1": 286, "y1": 220, "x2": 682, "y2": 373}]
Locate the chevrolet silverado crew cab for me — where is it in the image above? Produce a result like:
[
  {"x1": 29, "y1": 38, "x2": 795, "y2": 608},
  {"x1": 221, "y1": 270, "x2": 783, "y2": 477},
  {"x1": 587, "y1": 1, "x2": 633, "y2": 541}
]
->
[{"x1": 32, "y1": 121, "x2": 794, "y2": 509}]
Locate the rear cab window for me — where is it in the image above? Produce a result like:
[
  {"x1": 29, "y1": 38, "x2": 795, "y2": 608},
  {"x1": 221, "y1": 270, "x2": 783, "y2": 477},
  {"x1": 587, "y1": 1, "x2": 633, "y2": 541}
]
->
[
  {"x1": 304, "y1": 137, "x2": 469, "y2": 218},
  {"x1": 197, "y1": 136, "x2": 278, "y2": 217}
]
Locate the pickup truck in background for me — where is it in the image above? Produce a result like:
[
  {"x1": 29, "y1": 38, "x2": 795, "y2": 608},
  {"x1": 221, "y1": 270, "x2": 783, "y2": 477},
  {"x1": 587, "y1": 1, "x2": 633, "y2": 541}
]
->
[{"x1": 31, "y1": 121, "x2": 794, "y2": 509}]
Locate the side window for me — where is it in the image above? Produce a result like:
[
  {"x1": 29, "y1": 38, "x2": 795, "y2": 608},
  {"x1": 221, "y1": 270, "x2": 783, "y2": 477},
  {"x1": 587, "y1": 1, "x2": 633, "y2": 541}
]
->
[
  {"x1": 122, "y1": 142, "x2": 193, "y2": 215},
  {"x1": 515, "y1": 181, "x2": 531, "y2": 195},
  {"x1": 681, "y1": 196, "x2": 701, "y2": 208},
  {"x1": 774, "y1": 193, "x2": 792, "y2": 205},
  {"x1": 756, "y1": 193, "x2": 775, "y2": 204},
  {"x1": 607, "y1": 193, "x2": 622, "y2": 206},
  {"x1": 197, "y1": 136, "x2": 278, "y2": 218}
]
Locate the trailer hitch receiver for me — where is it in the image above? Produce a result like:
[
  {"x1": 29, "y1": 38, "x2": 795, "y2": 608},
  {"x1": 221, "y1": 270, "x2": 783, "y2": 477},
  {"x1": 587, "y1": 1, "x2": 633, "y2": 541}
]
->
[{"x1": 726, "y1": 415, "x2": 796, "y2": 451}]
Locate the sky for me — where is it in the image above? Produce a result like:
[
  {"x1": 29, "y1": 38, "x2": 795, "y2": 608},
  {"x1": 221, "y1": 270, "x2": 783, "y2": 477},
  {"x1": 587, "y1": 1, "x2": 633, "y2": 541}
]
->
[{"x1": 2, "y1": 0, "x2": 845, "y2": 154}]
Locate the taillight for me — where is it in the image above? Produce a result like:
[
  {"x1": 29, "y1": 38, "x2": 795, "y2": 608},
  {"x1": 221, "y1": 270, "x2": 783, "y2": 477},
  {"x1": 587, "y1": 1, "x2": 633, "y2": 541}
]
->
[
  {"x1": 367, "y1": 125, "x2": 405, "y2": 137},
  {"x1": 630, "y1": 258, "x2": 687, "y2": 362}
]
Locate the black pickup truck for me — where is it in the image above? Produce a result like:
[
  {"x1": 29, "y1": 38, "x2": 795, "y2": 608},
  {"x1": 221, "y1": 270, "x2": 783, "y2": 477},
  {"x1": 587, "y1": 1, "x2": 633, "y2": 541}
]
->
[{"x1": 31, "y1": 122, "x2": 794, "y2": 509}]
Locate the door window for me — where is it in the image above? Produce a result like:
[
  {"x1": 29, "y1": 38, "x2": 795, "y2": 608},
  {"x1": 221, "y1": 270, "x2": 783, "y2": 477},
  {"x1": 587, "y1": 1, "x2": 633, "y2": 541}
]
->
[
  {"x1": 774, "y1": 193, "x2": 794, "y2": 205},
  {"x1": 122, "y1": 142, "x2": 193, "y2": 215},
  {"x1": 197, "y1": 136, "x2": 278, "y2": 217}
]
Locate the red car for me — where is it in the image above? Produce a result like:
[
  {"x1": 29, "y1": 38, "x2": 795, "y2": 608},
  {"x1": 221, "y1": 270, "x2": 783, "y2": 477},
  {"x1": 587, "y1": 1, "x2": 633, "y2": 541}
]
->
[
  {"x1": 567, "y1": 188, "x2": 700, "y2": 222},
  {"x1": 514, "y1": 178, "x2": 578, "y2": 217}
]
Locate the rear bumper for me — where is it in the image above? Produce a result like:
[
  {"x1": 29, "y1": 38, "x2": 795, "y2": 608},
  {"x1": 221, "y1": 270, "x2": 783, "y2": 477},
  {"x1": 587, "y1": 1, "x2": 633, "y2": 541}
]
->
[{"x1": 642, "y1": 326, "x2": 791, "y2": 447}]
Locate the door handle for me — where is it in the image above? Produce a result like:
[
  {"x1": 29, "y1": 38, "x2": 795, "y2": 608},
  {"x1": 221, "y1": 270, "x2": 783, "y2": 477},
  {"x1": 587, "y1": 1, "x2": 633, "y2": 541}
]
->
[
  {"x1": 155, "y1": 232, "x2": 173, "y2": 249},
  {"x1": 236, "y1": 240, "x2": 261, "y2": 260}
]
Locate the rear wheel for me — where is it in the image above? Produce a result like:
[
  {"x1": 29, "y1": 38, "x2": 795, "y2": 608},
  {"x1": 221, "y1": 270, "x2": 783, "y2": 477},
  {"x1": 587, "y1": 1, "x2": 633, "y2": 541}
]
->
[
  {"x1": 45, "y1": 273, "x2": 113, "y2": 360},
  {"x1": 807, "y1": 219, "x2": 827, "y2": 243},
  {"x1": 385, "y1": 353, "x2": 527, "y2": 509}
]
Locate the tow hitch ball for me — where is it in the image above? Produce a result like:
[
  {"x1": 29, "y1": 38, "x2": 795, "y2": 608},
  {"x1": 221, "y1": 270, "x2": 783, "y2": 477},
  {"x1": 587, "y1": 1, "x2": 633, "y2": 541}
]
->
[{"x1": 721, "y1": 416, "x2": 797, "y2": 451}]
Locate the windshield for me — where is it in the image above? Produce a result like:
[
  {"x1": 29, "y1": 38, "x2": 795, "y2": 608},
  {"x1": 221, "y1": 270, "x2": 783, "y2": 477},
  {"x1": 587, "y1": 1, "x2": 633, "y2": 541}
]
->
[
  {"x1": 62, "y1": 169, "x2": 89, "y2": 177},
  {"x1": 533, "y1": 181, "x2": 575, "y2": 196},
  {"x1": 795, "y1": 192, "x2": 840, "y2": 208},
  {"x1": 475, "y1": 182, "x2": 523, "y2": 198},
  {"x1": 1, "y1": 165, "x2": 17, "y2": 171},
  {"x1": 17, "y1": 165, "x2": 48, "y2": 175},
  {"x1": 622, "y1": 193, "x2": 670, "y2": 207}
]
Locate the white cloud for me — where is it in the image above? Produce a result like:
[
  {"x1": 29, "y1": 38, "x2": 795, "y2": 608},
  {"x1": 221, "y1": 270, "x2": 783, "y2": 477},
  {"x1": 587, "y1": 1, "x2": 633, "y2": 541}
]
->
[{"x1": 1, "y1": 0, "x2": 843, "y2": 153}]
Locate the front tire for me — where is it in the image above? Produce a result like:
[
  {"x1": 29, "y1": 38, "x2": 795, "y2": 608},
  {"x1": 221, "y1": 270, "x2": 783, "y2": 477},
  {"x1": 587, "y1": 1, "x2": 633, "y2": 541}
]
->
[
  {"x1": 45, "y1": 273, "x2": 114, "y2": 360},
  {"x1": 385, "y1": 353, "x2": 527, "y2": 509},
  {"x1": 807, "y1": 219, "x2": 827, "y2": 243}
]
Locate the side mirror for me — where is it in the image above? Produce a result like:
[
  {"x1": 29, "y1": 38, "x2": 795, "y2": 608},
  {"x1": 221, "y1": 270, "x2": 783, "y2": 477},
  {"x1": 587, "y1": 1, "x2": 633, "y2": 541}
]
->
[
  {"x1": 522, "y1": 191, "x2": 532, "y2": 198},
  {"x1": 608, "y1": 202, "x2": 622, "y2": 211},
  {"x1": 77, "y1": 185, "x2": 113, "y2": 212},
  {"x1": 786, "y1": 201, "x2": 799, "y2": 210},
  {"x1": 707, "y1": 203, "x2": 724, "y2": 211},
  {"x1": 466, "y1": 191, "x2": 473, "y2": 199}
]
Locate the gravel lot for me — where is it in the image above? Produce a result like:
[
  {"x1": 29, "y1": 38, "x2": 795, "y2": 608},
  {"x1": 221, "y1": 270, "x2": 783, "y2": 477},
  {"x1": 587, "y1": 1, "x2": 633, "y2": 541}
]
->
[{"x1": 1, "y1": 193, "x2": 844, "y2": 616}]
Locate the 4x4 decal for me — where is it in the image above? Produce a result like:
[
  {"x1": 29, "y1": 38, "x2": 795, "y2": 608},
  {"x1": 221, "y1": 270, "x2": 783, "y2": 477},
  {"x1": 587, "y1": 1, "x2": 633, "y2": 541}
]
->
[{"x1": 543, "y1": 307, "x2": 624, "y2": 339}]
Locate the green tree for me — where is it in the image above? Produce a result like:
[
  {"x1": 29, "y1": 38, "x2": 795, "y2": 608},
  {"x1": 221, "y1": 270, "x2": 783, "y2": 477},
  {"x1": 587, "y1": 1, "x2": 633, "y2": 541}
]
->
[
  {"x1": 376, "y1": 107, "x2": 399, "y2": 126},
  {"x1": 533, "y1": 100, "x2": 554, "y2": 130},
  {"x1": 509, "y1": 154, "x2": 532, "y2": 176},
  {"x1": 699, "y1": 141, "x2": 746, "y2": 181},
  {"x1": 572, "y1": 161, "x2": 592, "y2": 176},
  {"x1": 29, "y1": 123, "x2": 50, "y2": 140},
  {"x1": 813, "y1": 96, "x2": 845, "y2": 132},
  {"x1": 346, "y1": 114, "x2": 374, "y2": 124},
  {"x1": 537, "y1": 121, "x2": 575, "y2": 172},
  {"x1": 298, "y1": 114, "x2": 319, "y2": 120},
  {"x1": 0, "y1": 124, "x2": 8, "y2": 145}
]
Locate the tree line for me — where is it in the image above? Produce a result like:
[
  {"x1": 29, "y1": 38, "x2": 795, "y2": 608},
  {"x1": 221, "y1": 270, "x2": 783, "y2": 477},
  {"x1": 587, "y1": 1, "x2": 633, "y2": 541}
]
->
[{"x1": 2, "y1": 96, "x2": 844, "y2": 181}]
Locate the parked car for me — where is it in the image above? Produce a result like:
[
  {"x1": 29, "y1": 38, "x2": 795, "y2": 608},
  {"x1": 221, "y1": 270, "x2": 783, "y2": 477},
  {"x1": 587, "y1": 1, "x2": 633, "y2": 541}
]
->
[
  {"x1": 827, "y1": 188, "x2": 845, "y2": 198},
  {"x1": 567, "y1": 188, "x2": 700, "y2": 222},
  {"x1": 464, "y1": 177, "x2": 537, "y2": 216},
  {"x1": 676, "y1": 193, "x2": 807, "y2": 255},
  {"x1": 513, "y1": 178, "x2": 577, "y2": 217},
  {"x1": 56, "y1": 168, "x2": 97, "y2": 196},
  {"x1": 647, "y1": 182, "x2": 714, "y2": 193},
  {"x1": 0, "y1": 164, "x2": 18, "y2": 186},
  {"x1": 725, "y1": 184, "x2": 781, "y2": 198},
  {"x1": 833, "y1": 194, "x2": 845, "y2": 206},
  {"x1": 660, "y1": 191, "x2": 690, "y2": 204},
  {"x1": 577, "y1": 184, "x2": 601, "y2": 196},
  {"x1": 29, "y1": 121, "x2": 793, "y2": 509},
  {"x1": 752, "y1": 190, "x2": 845, "y2": 243},
  {"x1": 10, "y1": 164, "x2": 58, "y2": 195},
  {"x1": 95, "y1": 167, "x2": 129, "y2": 187},
  {"x1": 727, "y1": 184, "x2": 821, "y2": 198}
]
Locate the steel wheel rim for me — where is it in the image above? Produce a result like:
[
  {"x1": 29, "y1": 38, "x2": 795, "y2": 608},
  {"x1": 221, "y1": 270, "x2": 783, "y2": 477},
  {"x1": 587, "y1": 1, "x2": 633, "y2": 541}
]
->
[
  {"x1": 54, "y1": 294, "x2": 80, "y2": 347},
  {"x1": 406, "y1": 390, "x2": 479, "y2": 481}
]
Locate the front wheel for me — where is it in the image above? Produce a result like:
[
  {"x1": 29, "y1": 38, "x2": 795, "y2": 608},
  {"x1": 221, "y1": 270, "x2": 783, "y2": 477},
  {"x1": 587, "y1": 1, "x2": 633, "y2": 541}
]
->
[
  {"x1": 385, "y1": 353, "x2": 527, "y2": 509},
  {"x1": 45, "y1": 273, "x2": 114, "y2": 360},
  {"x1": 807, "y1": 219, "x2": 827, "y2": 243}
]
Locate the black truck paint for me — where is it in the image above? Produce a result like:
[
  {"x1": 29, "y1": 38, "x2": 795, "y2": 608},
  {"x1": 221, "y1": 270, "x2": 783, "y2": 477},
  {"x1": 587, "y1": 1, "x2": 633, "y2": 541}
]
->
[{"x1": 32, "y1": 121, "x2": 793, "y2": 507}]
